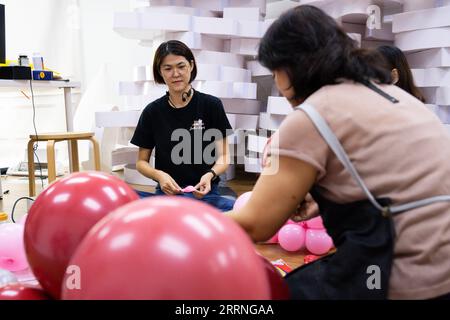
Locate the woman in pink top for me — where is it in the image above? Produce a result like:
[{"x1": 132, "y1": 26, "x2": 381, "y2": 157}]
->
[{"x1": 227, "y1": 5, "x2": 450, "y2": 300}]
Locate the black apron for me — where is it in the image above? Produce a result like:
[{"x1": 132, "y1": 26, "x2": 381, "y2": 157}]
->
[{"x1": 285, "y1": 82, "x2": 450, "y2": 299}]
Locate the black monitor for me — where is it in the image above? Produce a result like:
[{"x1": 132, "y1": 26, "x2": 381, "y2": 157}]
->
[{"x1": 0, "y1": 4, "x2": 5, "y2": 64}]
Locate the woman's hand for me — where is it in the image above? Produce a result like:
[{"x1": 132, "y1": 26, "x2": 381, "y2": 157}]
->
[
  {"x1": 158, "y1": 172, "x2": 182, "y2": 195},
  {"x1": 193, "y1": 172, "x2": 214, "y2": 199},
  {"x1": 290, "y1": 193, "x2": 319, "y2": 222}
]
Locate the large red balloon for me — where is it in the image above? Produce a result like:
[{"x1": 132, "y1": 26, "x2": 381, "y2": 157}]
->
[
  {"x1": 24, "y1": 171, "x2": 138, "y2": 299},
  {"x1": 259, "y1": 256, "x2": 290, "y2": 300},
  {"x1": 62, "y1": 197, "x2": 271, "y2": 300},
  {"x1": 0, "y1": 284, "x2": 51, "y2": 300}
]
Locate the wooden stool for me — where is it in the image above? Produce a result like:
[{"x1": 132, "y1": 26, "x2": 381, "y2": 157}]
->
[{"x1": 27, "y1": 132, "x2": 101, "y2": 197}]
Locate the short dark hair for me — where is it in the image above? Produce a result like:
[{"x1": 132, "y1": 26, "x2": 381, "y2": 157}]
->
[
  {"x1": 376, "y1": 45, "x2": 426, "y2": 103},
  {"x1": 258, "y1": 5, "x2": 391, "y2": 101},
  {"x1": 152, "y1": 40, "x2": 197, "y2": 84}
]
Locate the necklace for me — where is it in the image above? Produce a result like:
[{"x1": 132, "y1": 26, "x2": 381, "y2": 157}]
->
[{"x1": 168, "y1": 88, "x2": 193, "y2": 109}]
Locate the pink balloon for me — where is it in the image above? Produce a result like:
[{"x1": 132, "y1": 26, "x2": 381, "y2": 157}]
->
[
  {"x1": 266, "y1": 232, "x2": 278, "y2": 244},
  {"x1": 18, "y1": 214, "x2": 28, "y2": 226},
  {"x1": 286, "y1": 219, "x2": 297, "y2": 225},
  {"x1": 233, "y1": 191, "x2": 252, "y2": 210},
  {"x1": 278, "y1": 224, "x2": 306, "y2": 252},
  {"x1": 0, "y1": 224, "x2": 28, "y2": 271},
  {"x1": 305, "y1": 229, "x2": 333, "y2": 255},
  {"x1": 305, "y1": 216, "x2": 324, "y2": 229}
]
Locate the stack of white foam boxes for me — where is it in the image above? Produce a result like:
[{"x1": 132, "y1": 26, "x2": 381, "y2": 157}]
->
[{"x1": 393, "y1": 2, "x2": 450, "y2": 134}]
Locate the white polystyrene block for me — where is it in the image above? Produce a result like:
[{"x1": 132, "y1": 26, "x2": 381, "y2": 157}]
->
[
  {"x1": 191, "y1": 0, "x2": 228, "y2": 12},
  {"x1": 365, "y1": 23, "x2": 394, "y2": 41},
  {"x1": 166, "y1": 32, "x2": 225, "y2": 51},
  {"x1": 229, "y1": 38, "x2": 259, "y2": 56},
  {"x1": 119, "y1": 82, "x2": 145, "y2": 95},
  {"x1": 237, "y1": 20, "x2": 263, "y2": 38},
  {"x1": 407, "y1": 48, "x2": 450, "y2": 68},
  {"x1": 244, "y1": 155, "x2": 262, "y2": 173},
  {"x1": 133, "y1": 65, "x2": 153, "y2": 82},
  {"x1": 220, "y1": 66, "x2": 252, "y2": 82},
  {"x1": 267, "y1": 96, "x2": 293, "y2": 115},
  {"x1": 412, "y1": 68, "x2": 450, "y2": 87},
  {"x1": 140, "y1": 12, "x2": 192, "y2": 31},
  {"x1": 95, "y1": 110, "x2": 141, "y2": 128},
  {"x1": 435, "y1": 105, "x2": 450, "y2": 124},
  {"x1": 348, "y1": 33, "x2": 362, "y2": 47},
  {"x1": 395, "y1": 28, "x2": 450, "y2": 52},
  {"x1": 422, "y1": 87, "x2": 450, "y2": 105},
  {"x1": 143, "y1": 82, "x2": 167, "y2": 96},
  {"x1": 148, "y1": 0, "x2": 191, "y2": 6},
  {"x1": 192, "y1": 16, "x2": 238, "y2": 37},
  {"x1": 229, "y1": 0, "x2": 266, "y2": 15},
  {"x1": 223, "y1": 7, "x2": 261, "y2": 21},
  {"x1": 259, "y1": 112, "x2": 286, "y2": 130},
  {"x1": 111, "y1": 146, "x2": 138, "y2": 167},
  {"x1": 234, "y1": 114, "x2": 259, "y2": 129},
  {"x1": 193, "y1": 50, "x2": 244, "y2": 68},
  {"x1": 222, "y1": 98, "x2": 261, "y2": 114},
  {"x1": 232, "y1": 82, "x2": 257, "y2": 99},
  {"x1": 136, "y1": 5, "x2": 214, "y2": 17},
  {"x1": 393, "y1": 6, "x2": 450, "y2": 33},
  {"x1": 124, "y1": 163, "x2": 157, "y2": 186},
  {"x1": 265, "y1": 0, "x2": 299, "y2": 19},
  {"x1": 247, "y1": 134, "x2": 269, "y2": 153},
  {"x1": 403, "y1": 0, "x2": 441, "y2": 12},
  {"x1": 193, "y1": 81, "x2": 234, "y2": 98},
  {"x1": 125, "y1": 94, "x2": 162, "y2": 109},
  {"x1": 196, "y1": 63, "x2": 221, "y2": 81},
  {"x1": 247, "y1": 60, "x2": 271, "y2": 76}
]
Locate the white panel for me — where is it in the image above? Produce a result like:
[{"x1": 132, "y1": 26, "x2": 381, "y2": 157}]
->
[
  {"x1": 192, "y1": 16, "x2": 238, "y2": 36},
  {"x1": 136, "y1": 5, "x2": 214, "y2": 17},
  {"x1": 234, "y1": 114, "x2": 259, "y2": 129},
  {"x1": 95, "y1": 110, "x2": 141, "y2": 127},
  {"x1": 407, "y1": 48, "x2": 450, "y2": 68},
  {"x1": 223, "y1": 7, "x2": 261, "y2": 21},
  {"x1": 237, "y1": 20, "x2": 263, "y2": 38},
  {"x1": 193, "y1": 81, "x2": 234, "y2": 98},
  {"x1": 393, "y1": 6, "x2": 450, "y2": 33},
  {"x1": 119, "y1": 81, "x2": 145, "y2": 95},
  {"x1": 247, "y1": 60, "x2": 271, "y2": 76},
  {"x1": 164, "y1": 32, "x2": 225, "y2": 51},
  {"x1": 412, "y1": 68, "x2": 450, "y2": 88},
  {"x1": 395, "y1": 28, "x2": 450, "y2": 52},
  {"x1": 220, "y1": 66, "x2": 252, "y2": 82},
  {"x1": 111, "y1": 146, "x2": 139, "y2": 166},
  {"x1": 230, "y1": 38, "x2": 259, "y2": 56},
  {"x1": 247, "y1": 134, "x2": 269, "y2": 153},
  {"x1": 196, "y1": 63, "x2": 221, "y2": 81},
  {"x1": 133, "y1": 65, "x2": 153, "y2": 82},
  {"x1": 259, "y1": 112, "x2": 286, "y2": 130},
  {"x1": 233, "y1": 82, "x2": 257, "y2": 99},
  {"x1": 267, "y1": 96, "x2": 293, "y2": 115},
  {"x1": 244, "y1": 155, "x2": 262, "y2": 173},
  {"x1": 229, "y1": 0, "x2": 266, "y2": 15},
  {"x1": 222, "y1": 98, "x2": 262, "y2": 114},
  {"x1": 422, "y1": 87, "x2": 450, "y2": 105},
  {"x1": 193, "y1": 50, "x2": 244, "y2": 68}
]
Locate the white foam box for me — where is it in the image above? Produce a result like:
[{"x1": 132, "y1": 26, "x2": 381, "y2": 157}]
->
[
  {"x1": 124, "y1": 163, "x2": 157, "y2": 186},
  {"x1": 234, "y1": 114, "x2": 259, "y2": 130},
  {"x1": 265, "y1": 0, "x2": 298, "y2": 19},
  {"x1": 411, "y1": 68, "x2": 450, "y2": 87},
  {"x1": 223, "y1": 7, "x2": 261, "y2": 21},
  {"x1": 393, "y1": 6, "x2": 450, "y2": 33},
  {"x1": 135, "y1": 5, "x2": 214, "y2": 17},
  {"x1": 229, "y1": 38, "x2": 259, "y2": 56},
  {"x1": 133, "y1": 65, "x2": 153, "y2": 82},
  {"x1": 222, "y1": 98, "x2": 261, "y2": 114},
  {"x1": 247, "y1": 134, "x2": 269, "y2": 153},
  {"x1": 140, "y1": 12, "x2": 192, "y2": 31},
  {"x1": 193, "y1": 50, "x2": 244, "y2": 68},
  {"x1": 164, "y1": 32, "x2": 225, "y2": 51},
  {"x1": 434, "y1": 105, "x2": 450, "y2": 124},
  {"x1": 143, "y1": 83, "x2": 167, "y2": 96},
  {"x1": 192, "y1": 16, "x2": 238, "y2": 37},
  {"x1": 237, "y1": 20, "x2": 263, "y2": 38},
  {"x1": 395, "y1": 28, "x2": 450, "y2": 52},
  {"x1": 192, "y1": 80, "x2": 233, "y2": 98},
  {"x1": 365, "y1": 23, "x2": 394, "y2": 41},
  {"x1": 95, "y1": 110, "x2": 141, "y2": 128},
  {"x1": 124, "y1": 94, "x2": 163, "y2": 109},
  {"x1": 196, "y1": 63, "x2": 221, "y2": 81},
  {"x1": 407, "y1": 48, "x2": 450, "y2": 68},
  {"x1": 229, "y1": 0, "x2": 266, "y2": 15},
  {"x1": 244, "y1": 155, "x2": 262, "y2": 173},
  {"x1": 119, "y1": 81, "x2": 145, "y2": 95},
  {"x1": 246, "y1": 60, "x2": 271, "y2": 77},
  {"x1": 259, "y1": 112, "x2": 286, "y2": 130},
  {"x1": 233, "y1": 82, "x2": 257, "y2": 99},
  {"x1": 267, "y1": 96, "x2": 293, "y2": 115},
  {"x1": 402, "y1": 0, "x2": 448, "y2": 12},
  {"x1": 111, "y1": 146, "x2": 139, "y2": 167},
  {"x1": 220, "y1": 66, "x2": 251, "y2": 82},
  {"x1": 191, "y1": 0, "x2": 229, "y2": 12},
  {"x1": 422, "y1": 87, "x2": 450, "y2": 105}
]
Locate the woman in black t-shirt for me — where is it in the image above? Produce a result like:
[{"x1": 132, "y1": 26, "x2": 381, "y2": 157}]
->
[{"x1": 131, "y1": 40, "x2": 234, "y2": 211}]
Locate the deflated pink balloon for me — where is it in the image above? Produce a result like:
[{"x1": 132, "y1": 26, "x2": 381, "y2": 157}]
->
[
  {"x1": 305, "y1": 216, "x2": 325, "y2": 229},
  {"x1": 181, "y1": 186, "x2": 197, "y2": 193}
]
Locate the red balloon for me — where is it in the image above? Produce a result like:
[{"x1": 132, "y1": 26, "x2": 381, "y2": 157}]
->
[
  {"x1": 259, "y1": 257, "x2": 290, "y2": 300},
  {"x1": 24, "y1": 171, "x2": 139, "y2": 299},
  {"x1": 0, "y1": 284, "x2": 51, "y2": 300},
  {"x1": 62, "y1": 197, "x2": 271, "y2": 300}
]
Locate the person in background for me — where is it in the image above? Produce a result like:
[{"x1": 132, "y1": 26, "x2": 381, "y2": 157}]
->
[
  {"x1": 131, "y1": 40, "x2": 235, "y2": 211},
  {"x1": 376, "y1": 45, "x2": 426, "y2": 102},
  {"x1": 227, "y1": 5, "x2": 450, "y2": 300}
]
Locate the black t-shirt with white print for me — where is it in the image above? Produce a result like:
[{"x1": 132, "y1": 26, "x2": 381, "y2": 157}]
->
[{"x1": 131, "y1": 90, "x2": 233, "y2": 188}]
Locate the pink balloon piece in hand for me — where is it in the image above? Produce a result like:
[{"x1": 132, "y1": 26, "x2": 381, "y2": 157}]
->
[
  {"x1": 181, "y1": 186, "x2": 197, "y2": 193},
  {"x1": 306, "y1": 216, "x2": 325, "y2": 229}
]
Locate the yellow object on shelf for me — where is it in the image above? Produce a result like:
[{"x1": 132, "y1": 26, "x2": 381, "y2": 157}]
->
[{"x1": 0, "y1": 212, "x2": 8, "y2": 222}]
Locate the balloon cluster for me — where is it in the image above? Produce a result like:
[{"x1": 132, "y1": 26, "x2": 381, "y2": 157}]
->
[
  {"x1": 1, "y1": 172, "x2": 282, "y2": 300},
  {"x1": 234, "y1": 192, "x2": 334, "y2": 256}
]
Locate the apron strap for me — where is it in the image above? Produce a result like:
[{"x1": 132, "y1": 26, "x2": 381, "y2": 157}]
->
[{"x1": 296, "y1": 103, "x2": 450, "y2": 215}]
